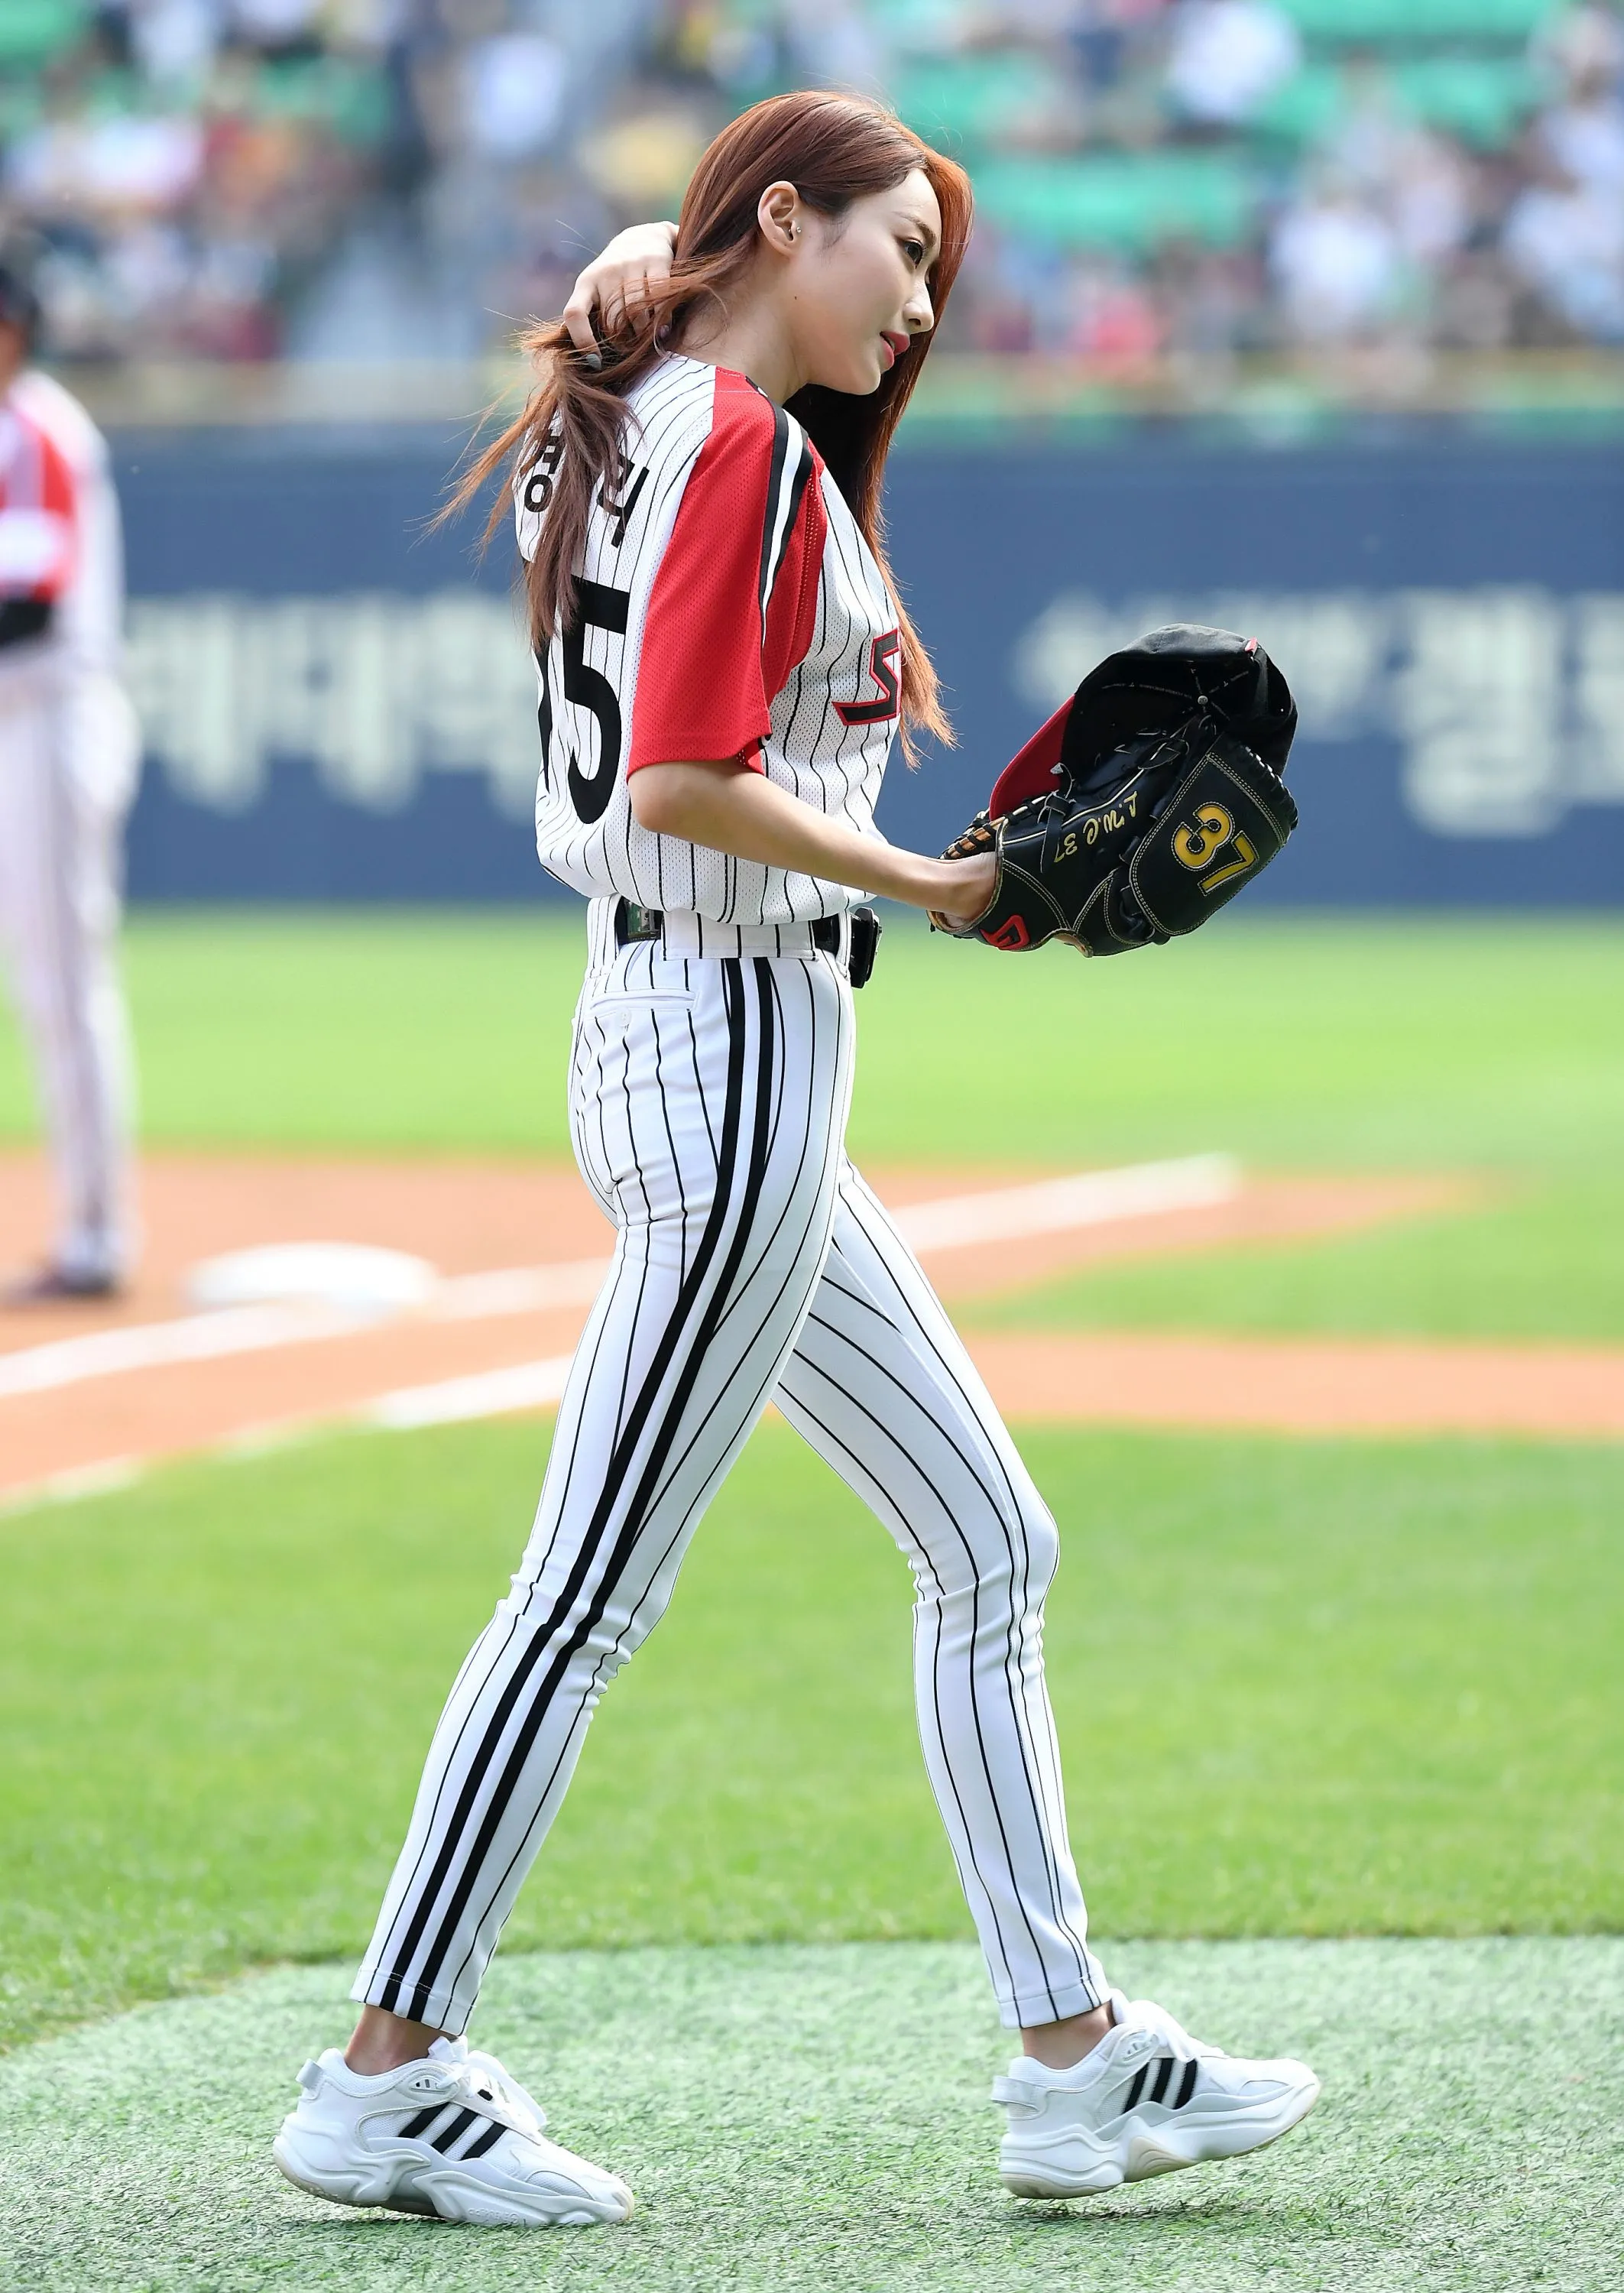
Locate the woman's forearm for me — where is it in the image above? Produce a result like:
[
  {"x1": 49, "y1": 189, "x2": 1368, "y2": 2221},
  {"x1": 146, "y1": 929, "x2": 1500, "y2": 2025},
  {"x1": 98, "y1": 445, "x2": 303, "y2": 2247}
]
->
[{"x1": 630, "y1": 761, "x2": 994, "y2": 922}]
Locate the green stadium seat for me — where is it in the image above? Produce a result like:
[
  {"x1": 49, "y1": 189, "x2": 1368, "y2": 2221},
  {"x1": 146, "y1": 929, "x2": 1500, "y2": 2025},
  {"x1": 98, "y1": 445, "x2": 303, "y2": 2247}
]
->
[
  {"x1": 869, "y1": 0, "x2": 967, "y2": 43},
  {"x1": 253, "y1": 57, "x2": 391, "y2": 145},
  {"x1": 1398, "y1": 56, "x2": 1540, "y2": 144},
  {"x1": 0, "y1": 0, "x2": 92, "y2": 70},
  {"x1": 1272, "y1": 0, "x2": 1554, "y2": 43},
  {"x1": 1253, "y1": 64, "x2": 1348, "y2": 141},
  {"x1": 970, "y1": 154, "x2": 1256, "y2": 255},
  {"x1": 894, "y1": 54, "x2": 1058, "y2": 150},
  {"x1": 1256, "y1": 56, "x2": 1539, "y2": 146}
]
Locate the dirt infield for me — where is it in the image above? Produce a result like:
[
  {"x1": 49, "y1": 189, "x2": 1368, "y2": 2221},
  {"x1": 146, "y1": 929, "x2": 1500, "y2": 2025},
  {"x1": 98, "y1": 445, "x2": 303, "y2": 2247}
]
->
[{"x1": 5, "y1": 1146, "x2": 1616, "y2": 1503}]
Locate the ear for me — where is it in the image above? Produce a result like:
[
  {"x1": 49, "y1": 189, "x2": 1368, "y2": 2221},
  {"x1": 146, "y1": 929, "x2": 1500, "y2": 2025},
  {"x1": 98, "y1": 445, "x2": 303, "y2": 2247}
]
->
[{"x1": 755, "y1": 180, "x2": 803, "y2": 259}]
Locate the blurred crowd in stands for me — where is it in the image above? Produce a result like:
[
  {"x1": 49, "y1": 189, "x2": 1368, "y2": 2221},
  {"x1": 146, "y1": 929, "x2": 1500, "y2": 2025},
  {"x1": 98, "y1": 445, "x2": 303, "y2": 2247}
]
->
[{"x1": 0, "y1": 0, "x2": 1621, "y2": 378}]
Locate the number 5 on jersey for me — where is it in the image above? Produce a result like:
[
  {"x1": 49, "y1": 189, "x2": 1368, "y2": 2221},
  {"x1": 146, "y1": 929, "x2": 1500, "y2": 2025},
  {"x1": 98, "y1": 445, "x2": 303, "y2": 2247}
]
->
[
  {"x1": 537, "y1": 578, "x2": 630, "y2": 825},
  {"x1": 834, "y1": 628, "x2": 901, "y2": 728}
]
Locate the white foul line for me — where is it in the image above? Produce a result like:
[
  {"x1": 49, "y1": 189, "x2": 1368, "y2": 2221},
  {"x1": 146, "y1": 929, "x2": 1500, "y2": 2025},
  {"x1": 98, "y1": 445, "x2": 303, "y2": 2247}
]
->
[
  {"x1": 0, "y1": 1259, "x2": 613, "y2": 1403},
  {"x1": 890, "y1": 1153, "x2": 1238, "y2": 1254},
  {"x1": 366, "y1": 1354, "x2": 578, "y2": 1431},
  {"x1": 0, "y1": 1157, "x2": 1239, "y2": 1409},
  {"x1": 0, "y1": 1298, "x2": 371, "y2": 1400},
  {"x1": 355, "y1": 1155, "x2": 1241, "y2": 1434}
]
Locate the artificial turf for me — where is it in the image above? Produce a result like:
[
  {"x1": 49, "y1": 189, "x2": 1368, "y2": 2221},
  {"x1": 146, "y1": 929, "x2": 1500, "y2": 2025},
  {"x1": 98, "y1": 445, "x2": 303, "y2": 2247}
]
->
[
  {"x1": 2, "y1": 908, "x2": 1619, "y2": 1338},
  {"x1": 2, "y1": 1417, "x2": 1619, "y2": 2054},
  {"x1": 2, "y1": 1938, "x2": 1619, "y2": 2291}
]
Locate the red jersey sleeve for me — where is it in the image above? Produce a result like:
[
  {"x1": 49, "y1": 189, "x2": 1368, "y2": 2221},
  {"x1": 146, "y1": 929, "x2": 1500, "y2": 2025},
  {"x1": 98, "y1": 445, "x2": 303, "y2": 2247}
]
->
[{"x1": 629, "y1": 369, "x2": 826, "y2": 774}]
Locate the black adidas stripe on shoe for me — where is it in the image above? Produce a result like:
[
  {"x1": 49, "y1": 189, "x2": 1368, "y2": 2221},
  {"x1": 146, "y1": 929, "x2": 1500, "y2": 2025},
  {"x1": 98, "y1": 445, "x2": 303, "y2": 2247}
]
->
[
  {"x1": 398, "y1": 2103, "x2": 450, "y2": 2140},
  {"x1": 1119, "y1": 2054, "x2": 1200, "y2": 2118}
]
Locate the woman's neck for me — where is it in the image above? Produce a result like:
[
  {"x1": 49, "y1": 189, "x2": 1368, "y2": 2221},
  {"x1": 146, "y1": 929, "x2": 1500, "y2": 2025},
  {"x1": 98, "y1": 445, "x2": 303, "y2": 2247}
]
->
[{"x1": 679, "y1": 289, "x2": 804, "y2": 407}]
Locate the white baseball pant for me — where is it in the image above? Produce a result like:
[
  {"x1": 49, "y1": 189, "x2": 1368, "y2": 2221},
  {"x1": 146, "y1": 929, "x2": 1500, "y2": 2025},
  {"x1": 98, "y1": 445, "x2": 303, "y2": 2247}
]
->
[
  {"x1": 355, "y1": 916, "x2": 1104, "y2": 2034},
  {"x1": 0, "y1": 661, "x2": 138, "y2": 1282}
]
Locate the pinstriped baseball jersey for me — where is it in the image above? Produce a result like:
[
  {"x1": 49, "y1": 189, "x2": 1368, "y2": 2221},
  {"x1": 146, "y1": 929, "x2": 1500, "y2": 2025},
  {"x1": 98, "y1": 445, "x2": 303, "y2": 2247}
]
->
[{"x1": 518, "y1": 355, "x2": 900, "y2": 925}]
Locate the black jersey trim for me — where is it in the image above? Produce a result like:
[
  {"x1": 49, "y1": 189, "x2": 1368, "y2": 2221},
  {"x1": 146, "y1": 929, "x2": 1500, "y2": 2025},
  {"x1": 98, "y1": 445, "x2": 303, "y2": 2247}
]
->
[{"x1": 757, "y1": 403, "x2": 791, "y2": 630}]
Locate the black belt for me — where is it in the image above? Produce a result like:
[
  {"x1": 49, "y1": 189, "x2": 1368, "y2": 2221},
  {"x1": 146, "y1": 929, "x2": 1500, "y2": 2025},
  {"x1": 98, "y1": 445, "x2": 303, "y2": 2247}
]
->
[{"x1": 614, "y1": 900, "x2": 882, "y2": 989}]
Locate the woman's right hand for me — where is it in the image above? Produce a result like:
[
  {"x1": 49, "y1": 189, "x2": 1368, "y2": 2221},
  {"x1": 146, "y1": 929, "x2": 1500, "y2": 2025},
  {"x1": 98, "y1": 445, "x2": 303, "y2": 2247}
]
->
[{"x1": 562, "y1": 222, "x2": 679, "y2": 358}]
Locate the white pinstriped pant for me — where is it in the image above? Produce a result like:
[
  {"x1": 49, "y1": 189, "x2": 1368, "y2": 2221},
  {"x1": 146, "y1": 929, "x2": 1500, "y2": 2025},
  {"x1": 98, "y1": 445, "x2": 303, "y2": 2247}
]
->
[
  {"x1": 355, "y1": 919, "x2": 1105, "y2": 2034},
  {"x1": 0, "y1": 662, "x2": 138, "y2": 1281}
]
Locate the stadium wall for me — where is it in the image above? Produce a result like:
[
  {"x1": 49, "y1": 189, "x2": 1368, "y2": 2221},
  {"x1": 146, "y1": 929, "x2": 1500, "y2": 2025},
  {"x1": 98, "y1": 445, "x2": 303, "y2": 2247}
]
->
[{"x1": 119, "y1": 435, "x2": 1624, "y2": 906}]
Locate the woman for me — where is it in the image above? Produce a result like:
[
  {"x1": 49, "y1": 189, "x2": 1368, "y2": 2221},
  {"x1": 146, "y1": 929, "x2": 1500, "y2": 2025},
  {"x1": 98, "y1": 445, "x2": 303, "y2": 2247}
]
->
[{"x1": 274, "y1": 92, "x2": 1318, "y2": 2228}]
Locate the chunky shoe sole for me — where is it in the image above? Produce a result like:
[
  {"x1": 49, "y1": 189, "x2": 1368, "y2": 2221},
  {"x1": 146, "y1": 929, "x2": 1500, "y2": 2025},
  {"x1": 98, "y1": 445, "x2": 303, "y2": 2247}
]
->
[
  {"x1": 1000, "y1": 2070, "x2": 1321, "y2": 2200},
  {"x1": 272, "y1": 2129, "x2": 633, "y2": 2227}
]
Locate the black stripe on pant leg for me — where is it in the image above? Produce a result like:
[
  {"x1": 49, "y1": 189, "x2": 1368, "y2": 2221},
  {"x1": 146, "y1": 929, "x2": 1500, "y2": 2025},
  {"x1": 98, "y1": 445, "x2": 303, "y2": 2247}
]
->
[
  {"x1": 436, "y1": 961, "x2": 781, "y2": 2008},
  {"x1": 580, "y1": 973, "x2": 851, "y2": 1734},
  {"x1": 371, "y1": 965, "x2": 753, "y2": 2013},
  {"x1": 433, "y1": 959, "x2": 780, "y2": 2008},
  {"x1": 397, "y1": 963, "x2": 780, "y2": 2015},
  {"x1": 660, "y1": 963, "x2": 838, "y2": 1509}
]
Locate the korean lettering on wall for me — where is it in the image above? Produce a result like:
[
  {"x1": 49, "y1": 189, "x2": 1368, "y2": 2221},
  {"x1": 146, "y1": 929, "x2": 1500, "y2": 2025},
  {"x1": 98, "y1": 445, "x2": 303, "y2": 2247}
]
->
[{"x1": 126, "y1": 585, "x2": 1624, "y2": 842}]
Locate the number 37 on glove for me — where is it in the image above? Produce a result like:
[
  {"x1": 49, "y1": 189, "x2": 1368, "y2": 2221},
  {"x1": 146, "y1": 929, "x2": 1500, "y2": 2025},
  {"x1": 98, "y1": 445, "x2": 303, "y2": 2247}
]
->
[{"x1": 932, "y1": 624, "x2": 1298, "y2": 956}]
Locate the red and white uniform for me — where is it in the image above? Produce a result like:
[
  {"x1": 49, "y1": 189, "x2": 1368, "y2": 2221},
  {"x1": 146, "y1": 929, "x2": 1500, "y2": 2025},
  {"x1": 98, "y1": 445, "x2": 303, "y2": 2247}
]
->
[
  {"x1": 523, "y1": 354, "x2": 902, "y2": 943},
  {"x1": 352, "y1": 358, "x2": 1106, "y2": 2044},
  {"x1": 0, "y1": 369, "x2": 140, "y2": 1285}
]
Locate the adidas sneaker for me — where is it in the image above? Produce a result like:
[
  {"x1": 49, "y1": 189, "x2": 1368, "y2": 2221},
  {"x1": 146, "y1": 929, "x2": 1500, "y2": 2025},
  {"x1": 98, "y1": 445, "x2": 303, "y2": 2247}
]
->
[
  {"x1": 273, "y1": 2034, "x2": 633, "y2": 2227},
  {"x1": 994, "y1": 1990, "x2": 1319, "y2": 2199}
]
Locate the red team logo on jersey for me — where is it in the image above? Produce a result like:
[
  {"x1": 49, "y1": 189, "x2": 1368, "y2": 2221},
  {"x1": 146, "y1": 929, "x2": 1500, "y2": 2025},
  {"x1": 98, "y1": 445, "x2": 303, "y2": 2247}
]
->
[{"x1": 834, "y1": 628, "x2": 901, "y2": 727}]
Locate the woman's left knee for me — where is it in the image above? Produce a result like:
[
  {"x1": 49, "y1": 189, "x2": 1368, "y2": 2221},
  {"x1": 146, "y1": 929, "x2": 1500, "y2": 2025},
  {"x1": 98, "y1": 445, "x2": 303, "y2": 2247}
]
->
[{"x1": 929, "y1": 1499, "x2": 1059, "y2": 1613}]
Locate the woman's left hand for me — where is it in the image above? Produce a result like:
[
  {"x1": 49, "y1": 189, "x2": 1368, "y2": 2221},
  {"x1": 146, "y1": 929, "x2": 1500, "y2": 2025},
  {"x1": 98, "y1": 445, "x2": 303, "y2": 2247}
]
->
[
  {"x1": 929, "y1": 853, "x2": 997, "y2": 932},
  {"x1": 562, "y1": 222, "x2": 679, "y2": 358}
]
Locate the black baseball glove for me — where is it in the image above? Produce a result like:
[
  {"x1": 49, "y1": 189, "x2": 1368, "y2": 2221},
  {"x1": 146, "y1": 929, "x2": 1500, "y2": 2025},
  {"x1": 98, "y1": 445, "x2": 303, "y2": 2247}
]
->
[{"x1": 933, "y1": 624, "x2": 1298, "y2": 955}]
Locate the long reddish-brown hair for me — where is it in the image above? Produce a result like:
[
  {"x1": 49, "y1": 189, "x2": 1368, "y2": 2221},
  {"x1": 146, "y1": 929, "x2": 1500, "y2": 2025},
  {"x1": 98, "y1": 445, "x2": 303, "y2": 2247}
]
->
[{"x1": 452, "y1": 90, "x2": 973, "y2": 757}]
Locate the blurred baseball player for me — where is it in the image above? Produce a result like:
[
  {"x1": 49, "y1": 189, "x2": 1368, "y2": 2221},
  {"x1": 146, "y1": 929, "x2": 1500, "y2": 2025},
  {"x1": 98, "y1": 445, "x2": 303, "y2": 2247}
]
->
[{"x1": 0, "y1": 241, "x2": 141, "y2": 1302}]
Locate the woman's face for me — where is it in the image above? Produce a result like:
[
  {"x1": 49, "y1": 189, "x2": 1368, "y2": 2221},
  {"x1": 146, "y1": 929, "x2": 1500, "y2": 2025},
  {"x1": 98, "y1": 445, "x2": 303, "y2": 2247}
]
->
[{"x1": 778, "y1": 169, "x2": 942, "y2": 396}]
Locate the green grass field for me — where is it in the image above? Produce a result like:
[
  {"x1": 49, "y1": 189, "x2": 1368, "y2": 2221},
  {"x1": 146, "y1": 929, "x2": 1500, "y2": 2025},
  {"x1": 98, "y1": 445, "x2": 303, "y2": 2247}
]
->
[
  {"x1": 2, "y1": 910, "x2": 1621, "y2": 2288},
  {"x1": 4, "y1": 907, "x2": 1620, "y2": 1336},
  {"x1": 5, "y1": 1418, "x2": 1617, "y2": 2055}
]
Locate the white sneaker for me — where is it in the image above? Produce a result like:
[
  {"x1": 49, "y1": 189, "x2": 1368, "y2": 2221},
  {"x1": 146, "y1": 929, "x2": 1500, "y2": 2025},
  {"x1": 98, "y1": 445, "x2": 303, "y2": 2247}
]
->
[
  {"x1": 994, "y1": 1990, "x2": 1319, "y2": 2199},
  {"x1": 273, "y1": 2034, "x2": 634, "y2": 2227}
]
